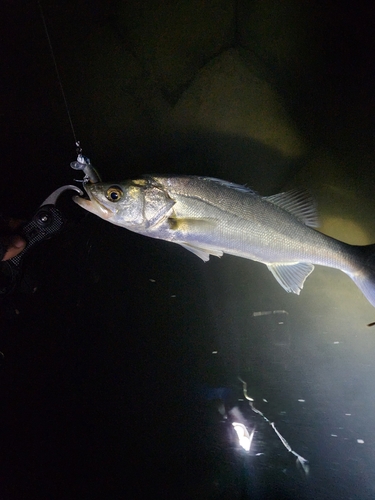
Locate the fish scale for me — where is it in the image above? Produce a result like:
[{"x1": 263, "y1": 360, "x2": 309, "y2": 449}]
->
[{"x1": 74, "y1": 175, "x2": 375, "y2": 307}]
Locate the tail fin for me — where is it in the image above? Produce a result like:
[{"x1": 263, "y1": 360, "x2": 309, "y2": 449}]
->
[{"x1": 349, "y1": 244, "x2": 375, "y2": 307}]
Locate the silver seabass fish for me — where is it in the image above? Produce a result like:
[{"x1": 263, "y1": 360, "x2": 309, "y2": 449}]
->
[{"x1": 74, "y1": 175, "x2": 375, "y2": 307}]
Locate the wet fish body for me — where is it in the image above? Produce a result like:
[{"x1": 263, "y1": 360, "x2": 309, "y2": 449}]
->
[{"x1": 74, "y1": 175, "x2": 375, "y2": 307}]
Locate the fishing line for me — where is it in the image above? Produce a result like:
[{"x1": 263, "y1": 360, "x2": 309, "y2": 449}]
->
[{"x1": 37, "y1": 0, "x2": 81, "y2": 153}]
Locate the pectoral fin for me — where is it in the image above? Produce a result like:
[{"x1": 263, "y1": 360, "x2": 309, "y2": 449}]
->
[
  {"x1": 168, "y1": 217, "x2": 222, "y2": 261},
  {"x1": 267, "y1": 262, "x2": 314, "y2": 294},
  {"x1": 168, "y1": 217, "x2": 217, "y2": 231},
  {"x1": 178, "y1": 242, "x2": 223, "y2": 262}
]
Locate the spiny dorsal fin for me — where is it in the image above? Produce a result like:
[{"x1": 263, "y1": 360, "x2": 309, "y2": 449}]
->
[
  {"x1": 200, "y1": 177, "x2": 255, "y2": 194},
  {"x1": 265, "y1": 189, "x2": 319, "y2": 228}
]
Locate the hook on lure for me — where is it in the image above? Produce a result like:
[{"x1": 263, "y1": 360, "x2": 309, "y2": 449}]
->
[{"x1": 70, "y1": 142, "x2": 101, "y2": 184}]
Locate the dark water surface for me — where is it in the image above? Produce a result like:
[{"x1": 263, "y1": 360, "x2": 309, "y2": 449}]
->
[{"x1": 2, "y1": 2, "x2": 375, "y2": 499}]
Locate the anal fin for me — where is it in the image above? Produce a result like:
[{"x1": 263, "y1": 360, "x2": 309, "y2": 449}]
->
[{"x1": 267, "y1": 262, "x2": 315, "y2": 294}]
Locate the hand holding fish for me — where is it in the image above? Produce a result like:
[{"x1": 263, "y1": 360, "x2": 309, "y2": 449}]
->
[
  {"x1": 0, "y1": 215, "x2": 27, "y2": 261},
  {"x1": 0, "y1": 235, "x2": 26, "y2": 261}
]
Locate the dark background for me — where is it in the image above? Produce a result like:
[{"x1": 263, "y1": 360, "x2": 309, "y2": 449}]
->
[{"x1": 1, "y1": 1, "x2": 375, "y2": 499}]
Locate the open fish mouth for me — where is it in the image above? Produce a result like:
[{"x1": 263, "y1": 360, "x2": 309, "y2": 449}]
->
[{"x1": 72, "y1": 185, "x2": 113, "y2": 219}]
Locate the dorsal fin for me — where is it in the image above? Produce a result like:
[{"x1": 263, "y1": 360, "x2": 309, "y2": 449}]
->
[
  {"x1": 265, "y1": 189, "x2": 319, "y2": 228},
  {"x1": 200, "y1": 177, "x2": 256, "y2": 194}
]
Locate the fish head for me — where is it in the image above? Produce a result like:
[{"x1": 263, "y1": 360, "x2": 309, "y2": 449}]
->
[{"x1": 73, "y1": 177, "x2": 175, "y2": 229}]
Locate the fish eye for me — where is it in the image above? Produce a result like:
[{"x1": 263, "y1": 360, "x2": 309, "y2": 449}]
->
[{"x1": 106, "y1": 186, "x2": 123, "y2": 202}]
